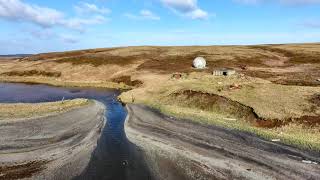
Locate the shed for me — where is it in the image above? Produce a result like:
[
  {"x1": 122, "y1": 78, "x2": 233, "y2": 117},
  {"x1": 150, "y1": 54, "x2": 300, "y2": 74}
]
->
[{"x1": 213, "y1": 68, "x2": 236, "y2": 76}]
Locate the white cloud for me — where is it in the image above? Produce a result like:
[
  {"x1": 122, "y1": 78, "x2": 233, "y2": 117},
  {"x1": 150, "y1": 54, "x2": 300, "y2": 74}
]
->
[
  {"x1": 62, "y1": 15, "x2": 107, "y2": 32},
  {"x1": 160, "y1": 0, "x2": 209, "y2": 20},
  {"x1": 74, "y1": 2, "x2": 110, "y2": 15},
  {"x1": 125, "y1": 10, "x2": 160, "y2": 20},
  {"x1": 0, "y1": 0, "x2": 63, "y2": 28},
  {"x1": 187, "y1": 9, "x2": 209, "y2": 20},
  {"x1": 0, "y1": 0, "x2": 107, "y2": 31}
]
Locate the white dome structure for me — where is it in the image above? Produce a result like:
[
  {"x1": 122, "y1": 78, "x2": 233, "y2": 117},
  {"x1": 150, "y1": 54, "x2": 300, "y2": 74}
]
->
[{"x1": 193, "y1": 57, "x2": 206, "y2": 69}]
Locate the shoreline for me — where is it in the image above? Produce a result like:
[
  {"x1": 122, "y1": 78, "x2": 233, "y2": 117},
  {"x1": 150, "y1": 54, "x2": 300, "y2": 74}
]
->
[{"x1": 0, "y1": 76, "x2": 132, "y2": 90}]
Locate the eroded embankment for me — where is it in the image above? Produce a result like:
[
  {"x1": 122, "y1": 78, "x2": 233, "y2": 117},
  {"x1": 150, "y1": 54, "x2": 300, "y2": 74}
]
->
[
  {"x1": 0, "y1": 101, "x2": 105, "y2": 180},
  {"x1": 125, "y1": 104, "x2": 320, "y2": 180},
  {"x1": 168, "y1": 90, "x2": 320, "y2": 128}
]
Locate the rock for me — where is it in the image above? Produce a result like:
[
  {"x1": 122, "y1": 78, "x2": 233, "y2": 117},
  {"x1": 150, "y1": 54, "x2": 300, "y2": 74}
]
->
[
  {"x1": 271, "y1": 139, "x2": 281, "y2": 142},
  {"x1": 317, "y1": 79, "x2": 320, "y2": 82},
  {"x1": 223, "y1": 118, "x2": 237, "y2": 121},
  {"x1": 302, "y1": 160, "x2": 312, "y2": 164},
  {"x1": 229, "y1": 83, "x2": 242, "y2": 90}
]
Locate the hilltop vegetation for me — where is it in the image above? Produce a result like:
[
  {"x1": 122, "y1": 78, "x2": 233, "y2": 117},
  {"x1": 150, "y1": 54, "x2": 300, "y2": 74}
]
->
[{"x1": 2, "y1": 43, "x2": 318, "y2": 87}]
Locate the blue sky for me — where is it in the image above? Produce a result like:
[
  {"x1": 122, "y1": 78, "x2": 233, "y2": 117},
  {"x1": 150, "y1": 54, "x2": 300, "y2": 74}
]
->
[{"x1": 0, "y1": 0, "x2": 320, "y2": 54}]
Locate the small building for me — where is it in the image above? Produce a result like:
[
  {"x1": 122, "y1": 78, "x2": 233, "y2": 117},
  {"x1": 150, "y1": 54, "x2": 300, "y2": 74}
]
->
[
  {"x1": 193, "y1": 57, "x2": 206, "y2": 69},
  {"x1": 213, "y1": 68, "x2": 236, "y2": 76}
]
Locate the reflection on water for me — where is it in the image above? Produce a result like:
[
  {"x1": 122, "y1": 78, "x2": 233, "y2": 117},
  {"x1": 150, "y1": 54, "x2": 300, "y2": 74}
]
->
[{"x1": 0, "y1": 83, "x2": 152, "y2": 180}]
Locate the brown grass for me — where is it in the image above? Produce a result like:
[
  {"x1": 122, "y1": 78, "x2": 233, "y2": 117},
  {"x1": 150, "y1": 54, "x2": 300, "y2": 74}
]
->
[
  {"x1": 1, "y1": 70, "x2": 61, "y2": 78},
  {"x1": 9, "y1": 44, "x2": 320, "y2": 87},
  {"x1": 168, "y1": 90, "x2": 258, "y2": 122},
  {"x1": 111, "y1": 75, "x2": 143, "y2": 87},
  {"x1": 310, "y1": 94, "x2": 320, "y2": 107},
  {"x1": 137, "y1": 51, "x2": 268, "y2": 73},
  {"x1": 250, "y1": 45, "x2": 320, "y2": 64},
  {"x1": 56, "y1": 54, "x2": 143, "y2": 67},
  {"x1": 165, "y1": 90, "x2": 320, "y2": 128},
  {"x1": 0, "y1": 76, "x2": 132, "y2": 90},
  {"x1": 23, "y1": 48, "x2": 117, "y2": 61}
]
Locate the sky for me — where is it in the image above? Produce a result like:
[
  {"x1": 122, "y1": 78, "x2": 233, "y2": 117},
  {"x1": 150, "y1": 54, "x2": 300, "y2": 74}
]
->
[{"x1": 0, "y1": 0, "x2": 320, "y2": 54}]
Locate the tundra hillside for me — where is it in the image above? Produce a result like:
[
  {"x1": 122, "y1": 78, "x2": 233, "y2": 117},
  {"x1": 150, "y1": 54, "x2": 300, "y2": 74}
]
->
[{"x1": 1, "y1": 43, "x2": 320, "y2": 150}]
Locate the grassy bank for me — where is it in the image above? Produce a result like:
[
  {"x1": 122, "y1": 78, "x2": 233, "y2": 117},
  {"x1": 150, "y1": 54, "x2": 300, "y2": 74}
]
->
[
  {"x1": 0, "y1": 76, "x2": 132, "y2": 90},
  {"x1": 0, "y1": 99, "x2": 91, "y2": 119},
  {"x1": 120, "y1": 73, "x2": 320, "y2": 151},
  {"x1": 143, "y1": 103, "x2": 320, "y2": 151}
]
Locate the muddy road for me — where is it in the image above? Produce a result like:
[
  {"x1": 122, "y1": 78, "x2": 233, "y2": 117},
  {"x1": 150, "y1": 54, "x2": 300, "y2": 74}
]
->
[{"x1": 125, "y1": 104, "x2": 320, "y2": 180}]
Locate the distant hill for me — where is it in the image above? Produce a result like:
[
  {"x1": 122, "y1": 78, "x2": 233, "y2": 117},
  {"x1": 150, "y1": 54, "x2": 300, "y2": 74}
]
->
[
  {"x1": 4, "y1": 43, "x2": 320, "y2": 86},
  {"x1": 0, "y1": 54, "x2": 32, "y2": 58}
]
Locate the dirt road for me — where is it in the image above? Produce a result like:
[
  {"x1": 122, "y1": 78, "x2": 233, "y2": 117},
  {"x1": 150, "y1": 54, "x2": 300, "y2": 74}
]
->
[
  {"x1": 0, "y1": 101, "x2": 105, "y2": 180},
  {"x1": 125, "y1": 104, "x2": 320, "y2": 180}
]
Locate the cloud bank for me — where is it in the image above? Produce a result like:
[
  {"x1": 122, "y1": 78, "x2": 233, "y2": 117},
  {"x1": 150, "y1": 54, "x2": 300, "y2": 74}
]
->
[
  {"x1": 0, "y1": 0, "x2": 107, "y2": 31},
  {"x1": 160, "y1": 0, "x2": 209, "y2": 19}
]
